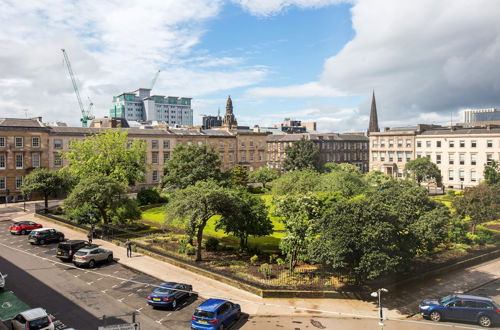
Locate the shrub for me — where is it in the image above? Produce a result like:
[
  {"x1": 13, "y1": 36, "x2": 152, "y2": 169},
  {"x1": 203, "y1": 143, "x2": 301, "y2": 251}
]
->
[
  {"x1": 137, "y1": 188, "x2": 163, "y2": 206},
  {"x1": 259, "y1": 263, "x2": 273, "y2": 279},
  {"x1": 250, "y1": 254, "x2": 259, "y2": 265},
  {"x1": 448, "y1": 218, "x2": 470, "y2": 243},
  {"x1": 475, "y1": 228, "x2": 495, "y2": 245},
  {"x1": 205, "y1": 237, "x2": 219, "y2": 252},
  {"x1": 276, "y1": 258, "x2": 285, "y2": 266},
  {"x1": 185, "y1": 244, "x2": 196, "y2": 255},
  {"x1": 246, "y1": 245, "x2": 262, "y2": 256},
  {"x1": 269, "y1": 254, "x2": 279, "y2": 264},
  {"x1": 446, "y1": 189, "x2": 456, "y2": 197}
]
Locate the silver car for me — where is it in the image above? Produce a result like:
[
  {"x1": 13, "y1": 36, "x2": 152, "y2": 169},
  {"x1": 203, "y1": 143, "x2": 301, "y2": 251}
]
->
[
  {"x1": 73, "y1": 246, "x2": 113, "y2": 268},
  {"x1": 0, "y1": 272, "x2": 7, "y2": 289}
]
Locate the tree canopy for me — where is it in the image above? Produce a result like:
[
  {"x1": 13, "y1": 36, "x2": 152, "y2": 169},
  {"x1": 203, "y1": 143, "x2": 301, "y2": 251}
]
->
[
  {"x1": 453, "y1": 185, "x2": 500, "y2": 234},
  {"x1": 21, "y1": 168, "x2": 65, "y2": 212},
  {"x1": 282, "y1": 138, "x2": 321, "y2": 172},
  {"x1": 483, "y1": 160, "x2": 500, "y2": 185},
  {"x1": 227, "y1": 165, "x2": 249, "y2": 187},
  {"x1": 63, "y1": 129, "x2": 147, "y2": 186},
  {"x1": 162, "y1": 145, "x2": 223, "y2": 190},
  {"x1": 248, "y1": 167, "x2": 279, "y2": 189},
  {"x1": 404, "y1": 157, "x2": 442, "y2": 186}
]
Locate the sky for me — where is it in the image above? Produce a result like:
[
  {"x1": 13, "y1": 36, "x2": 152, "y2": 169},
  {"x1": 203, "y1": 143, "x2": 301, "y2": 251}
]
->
[{"x1": 1, "y1": 0, "x2": 500, "y2": 132}]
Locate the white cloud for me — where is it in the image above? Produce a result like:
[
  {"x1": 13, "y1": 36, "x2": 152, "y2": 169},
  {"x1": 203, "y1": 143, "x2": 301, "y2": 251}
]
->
[
  {"x1": 233, "y1": 0, "x2": 351, "y2": 17},
  {"x1": 245, "y1": 82, "x2": 345, "y2": 98}
]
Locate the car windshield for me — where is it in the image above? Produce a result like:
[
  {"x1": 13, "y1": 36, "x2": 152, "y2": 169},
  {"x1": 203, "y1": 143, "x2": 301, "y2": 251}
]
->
[
  {"x1": 154, "y1": 287, "x2": 174, "y2": 294},
  {"x1": 58, "y1": 244, "x2": 70, "y2": 251},
  {"x1": 194, "y1": 309, "x2": 215, "y2": 319},
  {"x1": 439, "y1": 295, "x2": 453, "y2": 304},
  {"x1": 74, "y1": 251, "x2": 87, "y2": 256},
  {"x1": 28, "y1": 316, "x2": 50, "y2": 329},
  {"x1": 28, "y1": 231, "x2": 39, "y2": 237}
]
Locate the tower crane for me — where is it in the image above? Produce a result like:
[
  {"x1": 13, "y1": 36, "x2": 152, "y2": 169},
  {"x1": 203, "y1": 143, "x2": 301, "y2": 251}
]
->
[
  {"x1": 61, "y1": 49, "x2": 94, "y2": 127},
  {"x1": 150, "y1": 70, "x2": 161, "y2": 90}
]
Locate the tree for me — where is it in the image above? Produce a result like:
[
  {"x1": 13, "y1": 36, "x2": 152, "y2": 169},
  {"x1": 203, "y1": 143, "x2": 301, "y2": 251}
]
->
[
  {"x1": 404, "y1": 157, "x2": 442, "y2": 186},
  {"x1": 216, "y1": 190, "x2": 273, "y2": 250},
  {"x1": 364, "y1": 170, "x2": 394, "y2": 189},
  {"x1": 483, "y1": 160, "x2": 500, "y2": 185},
  {"x1": 282, "y1": 138, "x2": 321, "y2": 172},
  {"x1": 271, "y1": 169, "x2": 321, "y2": 195},
  {"x1": 228, "y1": 165, "x2": 249, "y2": 187},
  {"x1": 453, "y1": 185, "x2": 500, "y2": 234},
  {"x1": 162, "y1": 145, "x2": 223, "y2": 190},
  {"x1": 21, "y1": 168, "x2": 64, "y2": 213},
  {"x1": 410, "y1": 205, "x2": 451, "y2": 253},
  {"x1": 165, "y1": 181, "x2": 232, "y2": 261},
  {"x1": 64, "y1": 174, "x2": 130, "y2": 228},
  {"x1": 64, "y1": 129, "x2": 146, "y2": 186},
  {"x1": 318, "y1": 170, "x2": 367, "y2": 198},
  {"x1": 248, "y1": 167, "x2": 279, "y2": 189},
  {"x1": 323, "y1": 162, "x2": 361, "y2": 174}
]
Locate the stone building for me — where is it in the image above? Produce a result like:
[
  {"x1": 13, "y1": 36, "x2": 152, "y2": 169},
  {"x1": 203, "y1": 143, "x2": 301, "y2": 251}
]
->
[{"x1": 0, "y1": 118, "x2": 50, "y2": 202}]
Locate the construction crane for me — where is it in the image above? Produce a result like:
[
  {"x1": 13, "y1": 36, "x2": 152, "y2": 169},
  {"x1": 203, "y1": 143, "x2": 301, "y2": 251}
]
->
[
  {"x1": 150, "y1": 70, "x2": 161, "y2": 90},
  {"x1": 61, "y1": 49, "x2": 94, "y2": 127}
]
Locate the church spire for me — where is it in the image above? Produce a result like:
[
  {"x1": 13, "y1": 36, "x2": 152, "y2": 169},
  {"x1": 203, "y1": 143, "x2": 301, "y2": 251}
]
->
[
  {"x1": 368, "y1": 90, "x2": 380, "y2": 134},
  {"x1": 222, "y1": 95, "x2": 237, "y2": 129}
]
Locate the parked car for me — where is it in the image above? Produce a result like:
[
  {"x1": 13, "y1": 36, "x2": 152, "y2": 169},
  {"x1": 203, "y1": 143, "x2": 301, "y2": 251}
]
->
[
  {"x1": 0, "y1": 272, "x2": 7, "y2": 289},
  {"x1": 10, "y1": 221, "x2": 42, "y2": 235},
  {"x1": 147, "y1": 282, "x2": 193, "y2": 309},
  {"x1": 11, "y1": 307, "x2": 54, "y2": 330},
  {"x1": 191, "y1": 299, "x2": 241, "y2": 330},
  {"x1": 73, "y1": 246, "x2": 113, "y2": 268},
  {"x1": 420, "y1": 294, "x2": 500, "y2": 327},
  {"x1": 56, "y1": 240, "x2": 94, "y2": 262},
  {"x1": 28, "y1": 228, "x2": 65, "y2": 245}
]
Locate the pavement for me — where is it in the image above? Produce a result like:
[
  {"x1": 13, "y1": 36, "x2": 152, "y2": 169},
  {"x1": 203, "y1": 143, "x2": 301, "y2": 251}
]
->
[{"x1": 6, "y1": 208, "x2": 500, "y2": 324}]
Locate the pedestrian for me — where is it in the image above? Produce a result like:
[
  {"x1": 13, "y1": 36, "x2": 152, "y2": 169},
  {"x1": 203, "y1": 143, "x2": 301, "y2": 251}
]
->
[
  {"x1": 125, "y1": 240, "x2": 132, "y2": 258},
  {"x1": 87, "y1": 230, "x2": 93, "y2": 244}
]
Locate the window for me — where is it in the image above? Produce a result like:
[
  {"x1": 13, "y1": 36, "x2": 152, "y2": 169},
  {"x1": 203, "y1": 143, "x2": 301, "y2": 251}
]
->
[
  {"x1": 397, "y1": 168, "x2": 403, "y2": 178},
  {"x1": 459, "y1": 169, "x2": 465, "y2": 181},
  {"x1": 397, "y1": 152, "x2": 403, "y2": 162},
  {"x1": 436, "y1": 141, "x2": 441, "y2": 148},
  {"x1": 417, "y1": 141, "x2": 422, "y2": 148},
  {"x1": 406, "y1": 152, "x2": 411, "y2": 161},
  {"x1": 471, "y1": 170, "x2": 477, "y2": 182},
  {"x1": 250, "y1": 140, "x2": 254, "y2": 147},
  {"x1": 449, "y1": 140, "x2": 454, "y2": 148},
  {"x1": 0, "y1": 177, "x2": 5, "y2": 190},
  {"x1": 380, "y1": 152, "x2": 385, "y2": 161},
  {"x1": 448, "y1": 170, "x2": 454, "y2": 181},
  {"x1": 152, "y1": 152, "x2": 158, "y2": 164},
  {"x1": 487, "y1": 140, "x2": 493, "y2": 148},
  {"x1": 459, "y1": 154, "x2": 465, "y2": 165},
  {"x1": 163, "y1": 140, "x2": 170, "y2": 149},
  {"x1": 372, "y1": 140, "x2": 378, "y2": 147},
  {"x1": 54, "y1": 153, "x2": 62, "y2": 167},
  {"x1": 250, "y1": 152, "x2": 254, "y2": 161},
  {"x1": 163, "y1": 152, "x2": 169, "y2": 163},
  {"x1": 54, "y1": 139, "x2": 62, "y2": 149},
  {"x1": 152, "y1": 170, "x2": 158, "y2": 182},
  {"x1": 388, "y1": 152, "x2": 394, "y2": 162},
  {"x1": 32, "y1": 137, "x2": 40, "y2": 148},
  {"x1": 15, "y1": 153, "x2": 23, "y2": 169},
  {"x1": 219, "y1": 142, "x2": 224, "y2": 149},
  {"x1": 259, "y1": 152, "x2": 264, "y2": 161},
  {"x1": 471, "y1": 140, "x2": 477, "y2": 148},
  {"x1": 417, "y1": 153, "x2": 422, "y2": 158},
  {"x1": 436, "y1": 154, "x2": 441, "y2": 165},
  {"x1": 388, "y1": 139, "x2": 394, "y2": 148},
  {"x1": 15, "y1": 137, "x2": 23, "y2": 148},
  {"x1": 241, "y1": 152, "x2": 246, "y2": 162},
  {"x1": 425, "y1": 141, "x2": 431, "y2": 148},
  {"x1": 152, "y1": 140, "x2": 158, "y2": 149},
  {"x1": 0, "y1": 137, "x2": 5, "y2": 147},
  {"x1": 15, "y1": 176, "x2": 23, "y2": 190},
  {"x1": 471, "y1": 154, "x2": 477, "y2": 165},
  {"x1": 397, "y1": 139, "x2": 403, "y2": 147},
  {"x1": 459, "y1": 140, "x2": 465, "y2": 148},
  {"x1": 380, "y1": 140, "x2": 385, "y2": 147},
  {"x1": 0, "y1": 154, "x2": 5, "y2": 169},
  {"x1": 32, "y1": 153, "x2": 40, "y2": 168},
  {"x1": 448, "y1": 154, "x2": 454, "y2": 165},
  {"x1": 406, "y1": 139, "x2": 411, "y2": 148},
  {"x1": 229, "y1": 153, "x2": 234, "y2": 161},
  {"x1": 372, "y1": 152, "x2": 378, "y2": 161},
  {"x1": 487, "y1": 154, "x2": 493, "y2": 165},
  {"x1": 241, "y1": 140, "x2": 246, "y2": 147}
]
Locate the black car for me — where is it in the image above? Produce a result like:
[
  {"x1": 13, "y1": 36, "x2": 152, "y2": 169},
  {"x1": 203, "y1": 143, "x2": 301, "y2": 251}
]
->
[
  {"x1": 28, "y1": 228, "x2": 65, "y2": 245},
  {"x1": 147, "y1": 282, "x2": 194, "y2": 309},
  {"x1": 56, "y1": 240, "x2": 94, "y2": 261}
]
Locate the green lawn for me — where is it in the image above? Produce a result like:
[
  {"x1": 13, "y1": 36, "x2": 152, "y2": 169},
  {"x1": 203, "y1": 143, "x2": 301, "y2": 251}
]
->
[{"x1": 141, "y1": 194, "x2": 284, "y2": 252}]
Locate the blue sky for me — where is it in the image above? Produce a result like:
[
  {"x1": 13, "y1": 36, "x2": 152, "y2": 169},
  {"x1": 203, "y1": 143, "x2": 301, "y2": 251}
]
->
[{"x1": 1, "y1": 0, "x2": 499, "y2": 131}]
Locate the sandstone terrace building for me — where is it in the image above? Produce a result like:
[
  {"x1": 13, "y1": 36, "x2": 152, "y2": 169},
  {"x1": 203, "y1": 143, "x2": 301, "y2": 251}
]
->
[{"x1": 267, "y1": 133, "x2": 369, "y2": 172}]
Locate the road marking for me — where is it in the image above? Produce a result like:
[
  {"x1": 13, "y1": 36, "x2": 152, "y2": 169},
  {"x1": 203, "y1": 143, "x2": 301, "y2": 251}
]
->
[
  {"x1": 117, "y1": 298, "x2": 125, "y2": 302},
  {"x1": 120, "y1": 280, "x2": 126, "y2": 284},
  {"x1": 113, "y1": 270, "x2": 120, "y2": 274},
  {"x1": 101, "y1": 289, "x2": 108, "y2": 293},
  {"x1": 87, "y1": 281, "x2": 94, "y2": 285},
  {"x1": 49, "y1": 248, "x2": 56, "y2": 251},
  {"x1": 96, "y1": 277, "x2": 103, "y2": 281},
  {"x1": 136, "y1": 289, "x2": 142, "y2": 292},
  {"x1": 136, "y1": 307, "x2": 143, "y2": 312},
  {"x1": 112, "y1": 284, "x2": 118, "y2": 288},
  {"x1": 166, "y1": 313, "x2": 171, "y2": 317},
  {"x1": 128, "y1": 293, "x2": 134, "y2": 296},
  {"x1": 155, "y1": 318, "x2": 163, "y2": 324},
  {"x1": 74, "y1": 275, "x2": 80, "y2": 278}
]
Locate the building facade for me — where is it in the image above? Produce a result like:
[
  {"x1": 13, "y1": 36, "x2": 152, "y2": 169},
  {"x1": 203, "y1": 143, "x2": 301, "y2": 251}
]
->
[
  {"x1": 110, "y1": 88, "x2": 193, "y2": 126},
  {"x1": 267, "y1": 133, "x2": 369, "y2": 172},
  {"x1": 0, "y1": 118, "x2": 50, "y2": 202}
]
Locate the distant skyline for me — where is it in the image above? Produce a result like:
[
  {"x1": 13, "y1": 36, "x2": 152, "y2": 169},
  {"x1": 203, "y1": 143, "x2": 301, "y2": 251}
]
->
[{"x1": 1, "y1": 0, "x2": 499, "y2": 132}]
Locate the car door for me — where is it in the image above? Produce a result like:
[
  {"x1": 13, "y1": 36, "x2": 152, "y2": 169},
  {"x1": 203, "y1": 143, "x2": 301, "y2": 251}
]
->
[
  {"x1": 27, "y1": 222, "x2": 36, "y2": 231},
  {"x1": 445, "y1": 300, "x2": 467, "y2": 321},
  {"x1": 217, "y1": 303, "x2": 230, "y2": 325},
  {"x1": 12, "y1": 314, "x2": 26, "y2": 330},
  {"x1": 47, "y1": 229, "x2": 56, "y2": 241}
]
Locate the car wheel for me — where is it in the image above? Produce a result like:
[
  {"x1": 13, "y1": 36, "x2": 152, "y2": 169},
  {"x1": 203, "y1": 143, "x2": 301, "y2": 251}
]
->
[
  {"x1": 39, "y1": 239, "x2": 45, "y2": 245},
  {"x1": 478, "y1": 315, "x2": 492, "y2": 328},
  {"x1": 171, "y1": 299, "x2": 177, "y2": 310},
  {"x1": 21, "y1": 230, "x2": 26, "y2": 235},
  {"x1": 88, "y1": 260, "x2": 95, "y2": 268},
  {"x1": 430, "y1": 311, "x2": 442, "y2": 322},
  {"x1": 107, "y1": 254, "x2": 113, "y2": 263}
]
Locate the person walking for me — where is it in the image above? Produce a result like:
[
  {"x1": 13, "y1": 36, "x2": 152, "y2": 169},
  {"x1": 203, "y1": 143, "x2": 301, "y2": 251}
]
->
[
  {"x1": 125, "y1": 240, "x2": 132, "y2": 258},
  {"x1": 87, "y1": 230, "x2": 93, "y2": 244}
]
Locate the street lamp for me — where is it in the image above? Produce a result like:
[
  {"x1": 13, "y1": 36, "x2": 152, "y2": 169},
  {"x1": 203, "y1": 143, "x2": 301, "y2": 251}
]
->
[{"x1": 371, "y1": 288, "x2": 388, "y2": 327}]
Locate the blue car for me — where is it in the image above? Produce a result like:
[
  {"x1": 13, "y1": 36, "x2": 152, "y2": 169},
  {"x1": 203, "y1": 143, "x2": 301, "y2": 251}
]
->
[
  {"x1": 147, "y1": 282, "x2": 193, "y2": 309},
  {"x1": 191, "y1": 299, "x2": 241, "y2": 330},
  {"x1": 420, "y1": 294, "x2": 500, "y2": 327}
]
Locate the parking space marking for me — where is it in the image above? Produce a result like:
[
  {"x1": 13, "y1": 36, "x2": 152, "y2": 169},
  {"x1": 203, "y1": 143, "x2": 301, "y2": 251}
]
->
[
  {"x1": 117, "y1": 298, "x2": 125, "y2": 303},
  {"x1": 101, "y1": 289, "x2": 108, "y2": 294},
  {"x1": 136, "y1": 307, "x2": 143, "y2": 312},
  {"x1": 96, "y1": 277, "x2": 103, "y2": 281},
  {"x1": 155, "y1": 318, "x2": 163, "y2": 324},
  {"x1": 128, "y1": 293, "x2": 134, "y2": 296},
  {"x1": 112, "y1": 284, "x2": 118, "y2": 288},
  {"x1": 87, "y1": 281, "x2": 94, "y2": 285},
  {"x1": 113, "y1": 270, "x2": 120, "y2": 274},
  {"x1": 136, "y1": 289, "x2": 142, "y2": 292},
  {"x1": 120, "y1": 280, "x2": 126, "y2": 284}
]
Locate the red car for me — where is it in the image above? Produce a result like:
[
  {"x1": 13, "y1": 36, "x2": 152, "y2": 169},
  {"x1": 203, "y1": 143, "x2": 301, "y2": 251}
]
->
[{"x1": 10, "y1": 221, "x2": 43, "y2": 235}]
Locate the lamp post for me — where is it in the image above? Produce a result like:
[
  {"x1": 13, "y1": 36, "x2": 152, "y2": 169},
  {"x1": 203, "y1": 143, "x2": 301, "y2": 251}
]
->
[{"x1": 371, "y1": 288, "x2": 388, "y2": 328}]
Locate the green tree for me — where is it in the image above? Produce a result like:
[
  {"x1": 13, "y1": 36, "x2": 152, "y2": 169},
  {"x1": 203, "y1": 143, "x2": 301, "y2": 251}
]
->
[
  {"x1": 228, "y1": 165, "x2": 249, "y2": 187},
  {"x1": 165, "y1": 181, "x2": 232, "y2": 261},
  {"x1": 271, "y1": 169, "x2": 321, "y2": 195},
  {"x1": 323, "y1": 162, "x2": 361, "y2": 174},
  {"x1": 404, "y1": 157, "x2": 442, "y2": 186},
  {"x1": 63, "y1": 129, "x2": 146, "y2": 186},
  {"x1": 364, "y1": 170, "x2": 394, "y2": 189},
  {"x1": 64, "y1": 174, "x2": 130, "y2": 228},
  {"x1": 483, "y1": 160, "x2": 500, "y2": 185},
  {"x1": 318, "y1": 170, "x2": 367, "y2": 198},
  {"x1": 248, "y1": 167, "x2": 279, "y2": 189},
  {"x1": 21, "y1": 168, "x2": 64, "y2": 213},
  {"x1": 162, "y1": 145, "x2": 223, "y2": 190},
  {"x1": 282, "y1": 138, "x2": 321, "y2": 172},
  {"x1": 216, "y1": 190, "x2": 273, "y2": 250},
  {"x1": 410, "y1": 205, "x2": 451, "y2": 253},
  {"x1": 453, "y1": 185, "x2": 500, "y2": 234}
]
